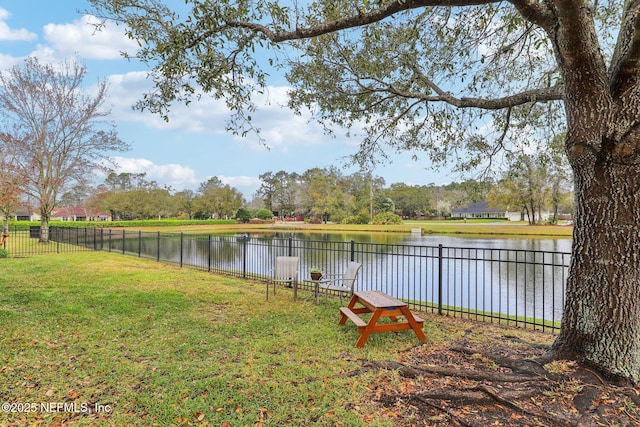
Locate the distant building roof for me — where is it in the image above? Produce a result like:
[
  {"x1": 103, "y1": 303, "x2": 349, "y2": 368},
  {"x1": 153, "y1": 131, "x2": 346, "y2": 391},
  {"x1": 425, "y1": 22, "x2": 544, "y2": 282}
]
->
[
  {"x1": 451, "y1": 201, "x2": 504, "y2": 214},
  {"x1": 51, "y1": 207, "x2": 109, "y2": 218}
]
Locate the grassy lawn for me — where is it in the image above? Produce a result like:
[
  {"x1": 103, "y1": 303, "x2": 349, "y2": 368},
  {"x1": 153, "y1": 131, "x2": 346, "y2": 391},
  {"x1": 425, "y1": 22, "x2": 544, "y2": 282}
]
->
[{"x1": 0, "y1": 252, "x2": 450, "y2": 426}]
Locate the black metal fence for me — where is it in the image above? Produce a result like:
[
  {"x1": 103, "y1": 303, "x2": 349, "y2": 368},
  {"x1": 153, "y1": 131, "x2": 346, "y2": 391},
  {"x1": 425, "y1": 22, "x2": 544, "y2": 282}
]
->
[
  {"x1": 1, "y1": 226, "x2": 100, "y2": 256},
  {"x1": 3, "y1": 226, "x2": 571, "y2": 333}
]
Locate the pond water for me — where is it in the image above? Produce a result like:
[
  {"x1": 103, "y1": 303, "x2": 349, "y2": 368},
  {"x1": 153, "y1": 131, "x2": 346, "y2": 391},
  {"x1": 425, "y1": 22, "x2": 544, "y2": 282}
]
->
[{"x1": 260, "y1": 230, "x2": 573, "y2": 254}]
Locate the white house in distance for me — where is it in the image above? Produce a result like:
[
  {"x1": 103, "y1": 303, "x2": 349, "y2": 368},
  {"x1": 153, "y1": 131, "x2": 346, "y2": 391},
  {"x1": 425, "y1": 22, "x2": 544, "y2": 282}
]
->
[
  {"x1": 451, "y1": 201, "x2": 541, "y2": 222},
  {"x1": 50, "y1": 207, "x2": 111, "y2": 222},
  {"x1": 2, "y1": 210, "x2": 41, "y2": 222},
  {"x1": 2, "y1": 208, "x2": 111, "y2": 222}
]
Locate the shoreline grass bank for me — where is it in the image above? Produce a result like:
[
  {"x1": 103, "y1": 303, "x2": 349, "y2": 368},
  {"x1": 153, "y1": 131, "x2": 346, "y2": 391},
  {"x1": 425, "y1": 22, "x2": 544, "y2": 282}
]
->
[
  {"x1": 7, "y1": 219, "x2": 574, "y2": 238},
  {"x1": 102, "y1": 221, "x2": 574, "y2": 238}
]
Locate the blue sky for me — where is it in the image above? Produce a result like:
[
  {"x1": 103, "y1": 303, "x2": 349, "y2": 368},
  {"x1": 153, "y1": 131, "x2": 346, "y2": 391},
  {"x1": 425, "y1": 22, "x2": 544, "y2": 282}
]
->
[{"x1": 0, "y1": 1, "x2": 457, "y2": 198}]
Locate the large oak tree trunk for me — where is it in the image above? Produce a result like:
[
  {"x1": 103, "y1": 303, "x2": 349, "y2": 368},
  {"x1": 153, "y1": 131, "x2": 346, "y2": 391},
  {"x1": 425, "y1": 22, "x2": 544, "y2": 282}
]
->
[
  {"x1": 550, "y1": 148, "x2": 640, "y2": 381},
  {"x1": 545, "y1": 2, "x2": 640, "y2": 379}
]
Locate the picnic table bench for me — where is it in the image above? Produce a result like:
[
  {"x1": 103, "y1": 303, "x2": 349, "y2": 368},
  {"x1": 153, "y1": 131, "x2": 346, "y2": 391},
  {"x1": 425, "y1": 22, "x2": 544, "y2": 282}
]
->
[{"x1": 339, "y1": 290, "x2": 426, "y2": 347}]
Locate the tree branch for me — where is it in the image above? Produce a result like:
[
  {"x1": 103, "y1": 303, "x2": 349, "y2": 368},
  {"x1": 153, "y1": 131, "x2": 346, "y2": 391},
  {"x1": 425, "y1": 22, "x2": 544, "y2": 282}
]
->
[
  {"x1": 508, "y1": 0, "x2": 556, "y2": 32},
  {"x1": 408, "y1": 66, "x2": 564, "y2": 109},
  {"x1": 551, "y1": 0, "x2": 608, "y2": 88},
  {"x1": 609, "y1": 0, "x2": 640, "y2": 95},
  {"x1": 225, "y1": 0, "x2": 500, "y2": 43},
  {"x1": 478, "y1": 107, "x2": 513, "y2": 176}
]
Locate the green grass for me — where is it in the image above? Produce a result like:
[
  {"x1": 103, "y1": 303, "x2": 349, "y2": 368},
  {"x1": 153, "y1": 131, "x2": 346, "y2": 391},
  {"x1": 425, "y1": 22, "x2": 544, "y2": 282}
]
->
[
  {"x1": 428, "y1": 304, "x2": 561, "y2": 332},
  {"x1": 0, "y1": 252, "x2": 430, "y2": 426},
  {"x1": 2, "y1": 232, "x2": 89, "y2": 256}
]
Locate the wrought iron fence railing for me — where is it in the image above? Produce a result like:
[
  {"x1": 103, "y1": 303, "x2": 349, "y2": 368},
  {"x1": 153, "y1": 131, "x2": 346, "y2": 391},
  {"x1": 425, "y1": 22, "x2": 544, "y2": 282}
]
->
[{"x1": 3, "y1": 226, "x2": 570, "y2": 333}]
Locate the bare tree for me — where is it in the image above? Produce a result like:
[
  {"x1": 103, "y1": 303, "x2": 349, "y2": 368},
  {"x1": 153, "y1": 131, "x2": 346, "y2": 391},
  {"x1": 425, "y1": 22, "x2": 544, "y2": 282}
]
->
[{"x1": 0, "y1": 58, "x2": 129, "y2": 242}]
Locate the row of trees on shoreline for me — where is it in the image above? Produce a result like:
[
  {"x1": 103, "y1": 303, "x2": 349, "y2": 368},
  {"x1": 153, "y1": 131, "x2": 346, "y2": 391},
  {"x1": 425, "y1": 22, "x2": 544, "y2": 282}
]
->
[
  {"x1": 61, "y1": 154, "x2": 573, "y2": 224},
  {"x1": 0, "y1": 59, "x2": 572, "y2": 237}
]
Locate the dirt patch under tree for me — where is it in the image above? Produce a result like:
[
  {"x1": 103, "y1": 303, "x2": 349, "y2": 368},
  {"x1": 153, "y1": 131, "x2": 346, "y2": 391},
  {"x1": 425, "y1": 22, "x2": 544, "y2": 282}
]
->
[{"x1": 363, "y1": 316, "x2": 640, "y2": 426}]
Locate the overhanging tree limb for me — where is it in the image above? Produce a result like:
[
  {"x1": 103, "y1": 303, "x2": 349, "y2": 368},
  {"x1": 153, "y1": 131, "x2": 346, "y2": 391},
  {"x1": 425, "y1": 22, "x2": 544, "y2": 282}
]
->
[
  {"x1": 508, "y1": 0, "x2": 556, "y2": 31},
  {"x1": 223, "y1": 0, "x2": 517, "y2": 43},
  {"x1": 405, "y1": 65, "x2": 565, "y2": 108}
]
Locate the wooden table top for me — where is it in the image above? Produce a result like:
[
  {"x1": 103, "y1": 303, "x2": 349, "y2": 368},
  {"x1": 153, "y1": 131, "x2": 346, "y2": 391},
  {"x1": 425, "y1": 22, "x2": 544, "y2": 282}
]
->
[{"x1": 354, "y1": 291, "x2": 407, "y2": 309}]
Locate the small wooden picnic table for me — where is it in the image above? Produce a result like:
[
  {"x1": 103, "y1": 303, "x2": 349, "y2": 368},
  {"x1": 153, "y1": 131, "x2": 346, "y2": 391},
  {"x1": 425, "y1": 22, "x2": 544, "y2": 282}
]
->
[{"x1": 338, "y1": 290, "x2": 426, "y2": 347}]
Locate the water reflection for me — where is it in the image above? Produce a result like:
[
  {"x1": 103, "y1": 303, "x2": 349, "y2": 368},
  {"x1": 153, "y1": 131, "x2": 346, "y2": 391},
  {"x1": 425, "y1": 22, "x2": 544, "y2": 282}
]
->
[{"x1": 254, "y1": 231, "x2": 572, "y2": 253}]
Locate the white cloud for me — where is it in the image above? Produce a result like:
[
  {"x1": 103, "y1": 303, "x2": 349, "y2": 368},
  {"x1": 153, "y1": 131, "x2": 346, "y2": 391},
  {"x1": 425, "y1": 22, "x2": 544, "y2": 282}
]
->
[
  {"x1": 104, "y1": 157, "x2": 260, "y2": 196},
  {"x1": 42, "y1": 14, "x2": 137, "y2": 60},
  {"x1": 110, "y1": 156, "x2": 200, "y2": 190},
  {"x1": 242, "y1": 86, "x2": 327, "y2": 149},
  {"x1": 104, "y1": 71, "x2": 153, "y2": 118},
  {"x1": 104, "y1": 72, "x2": 334, "y2": 152},
  {"x1": 0, "y1": 8, "x2": 37, "y2": 41},
  {"x1": 105, "y1": 71, "x2": 231, "y2": 133},
  {"x1": 218, "y1": 175, "x2": 262, "y2": 196},
  {"x1": 0, "y1": 53, "x2": 22, "y2": 68}
]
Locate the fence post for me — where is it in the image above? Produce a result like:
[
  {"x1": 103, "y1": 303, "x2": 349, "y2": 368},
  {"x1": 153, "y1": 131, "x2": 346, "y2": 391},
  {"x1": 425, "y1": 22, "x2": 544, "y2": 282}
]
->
[
  {"x1": 288, "y1": 237, "x2": 293, "y2": 256},
  {"x1": 438, "y1": 244, "x2": 443, "y2": 315},
  {"x1": 350, "y1": 240, "x2": 355, "y2": 261},
  {"x1": 242, "y1": 235, "x2": 248, "y2": 278},
  {"x1": 180, "y1": 232, "x2": 184, "y2": 268},
  {"x1": 208, "y1": 235, "x2": 212, "y2": 272}
]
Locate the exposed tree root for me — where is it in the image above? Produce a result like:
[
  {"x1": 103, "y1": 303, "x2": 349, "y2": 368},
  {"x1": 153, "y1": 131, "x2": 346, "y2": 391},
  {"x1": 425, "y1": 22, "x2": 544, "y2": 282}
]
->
[
  {"x1": 366, "y1": 359, "x2": 543, "y2": 382},
  {"x1": 408, "y1": 395, "x2": 476, "y2": 427},
  {"x1": 366, "y1": 329, "x2": 640, "y2": 426}
]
